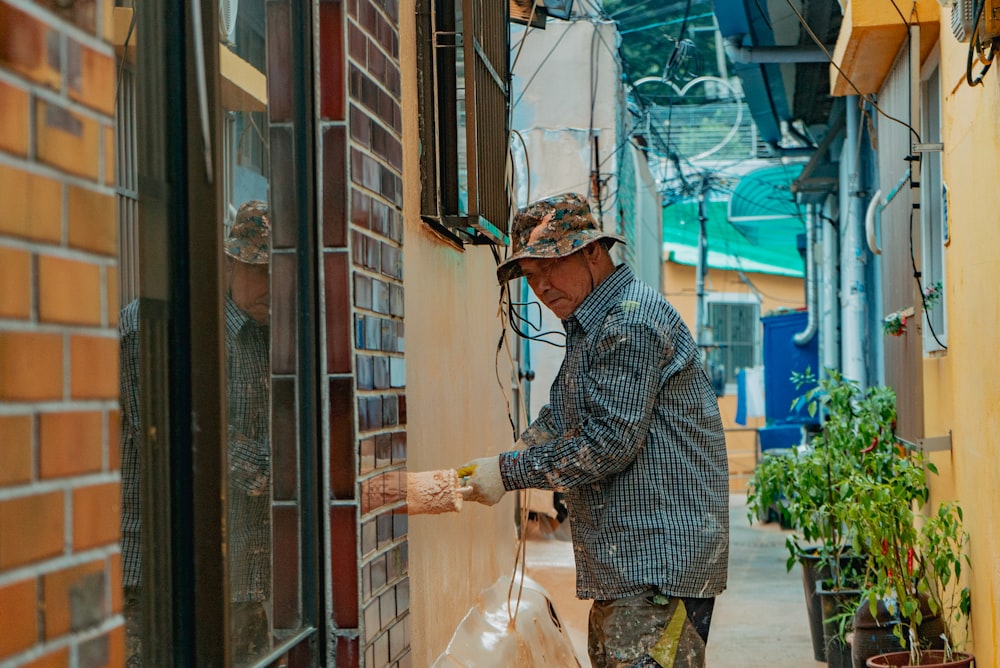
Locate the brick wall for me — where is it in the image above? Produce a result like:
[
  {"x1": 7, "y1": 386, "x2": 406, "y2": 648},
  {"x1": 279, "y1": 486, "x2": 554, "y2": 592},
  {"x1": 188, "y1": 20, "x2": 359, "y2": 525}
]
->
[
  {"x1": 0, "y1": 0, "x2": 122, "y2": 665},
  {"x1": 318, "y1": 0, "x2": 409, "y2": 664}
]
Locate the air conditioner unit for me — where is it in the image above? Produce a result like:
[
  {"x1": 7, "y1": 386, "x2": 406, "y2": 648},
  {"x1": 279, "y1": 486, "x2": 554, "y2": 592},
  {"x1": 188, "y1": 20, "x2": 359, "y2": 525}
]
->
[
  {"x1": 220, "y1": 0, "x2": 239, "y2": 45},
  {"x1": 951, "y1": 0, "x2": 974, "y2": 42}
]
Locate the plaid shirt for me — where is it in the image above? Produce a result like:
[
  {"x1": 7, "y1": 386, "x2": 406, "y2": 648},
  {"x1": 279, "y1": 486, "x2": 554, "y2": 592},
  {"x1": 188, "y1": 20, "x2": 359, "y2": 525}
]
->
[
  {"x1": 501, "y1": 265, "x2": 729, "y2": 601},
  {"x1": 120, "y1": 297, "x2": 271, "y2": 602}
]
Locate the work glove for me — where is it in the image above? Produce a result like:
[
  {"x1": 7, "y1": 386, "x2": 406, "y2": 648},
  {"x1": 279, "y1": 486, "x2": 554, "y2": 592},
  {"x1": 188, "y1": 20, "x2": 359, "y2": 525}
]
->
[{"x1": 457, "y1": 456, "x2": 506, "y2": 506}]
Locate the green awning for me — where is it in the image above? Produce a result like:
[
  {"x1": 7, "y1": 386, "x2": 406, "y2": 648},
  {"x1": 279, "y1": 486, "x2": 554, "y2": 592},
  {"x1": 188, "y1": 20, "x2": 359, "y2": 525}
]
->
[{"x1": 663, "y1": 165, "x2": 807, "y2": 277}]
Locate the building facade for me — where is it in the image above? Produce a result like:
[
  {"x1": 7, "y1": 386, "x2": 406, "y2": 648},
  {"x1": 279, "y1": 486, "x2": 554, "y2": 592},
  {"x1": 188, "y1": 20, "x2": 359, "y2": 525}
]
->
[{"x1": 0, "y1": 0, "x2": 525, "y2": 665}]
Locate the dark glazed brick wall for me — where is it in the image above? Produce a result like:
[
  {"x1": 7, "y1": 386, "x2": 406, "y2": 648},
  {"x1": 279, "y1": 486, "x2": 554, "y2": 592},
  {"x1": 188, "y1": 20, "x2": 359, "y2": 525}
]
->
[
  {"x1": 323, "y1": 0, "x2": 407, "y2": 661},
  {"x1": 320, "y1": 0, "x2": 346, "y2": 121}
]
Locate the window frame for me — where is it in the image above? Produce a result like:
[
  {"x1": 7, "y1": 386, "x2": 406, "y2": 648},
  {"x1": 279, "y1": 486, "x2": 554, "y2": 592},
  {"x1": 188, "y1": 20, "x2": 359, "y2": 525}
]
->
[
  {"x1": 131, "y1": 0, "x2": 324, "y2": 663},
  {"x1": 919, "y1": 59, "x2": 947, "y2": 353},
  {"x1": 416, "y1": 0, "x2": 511, "y2": 245}
]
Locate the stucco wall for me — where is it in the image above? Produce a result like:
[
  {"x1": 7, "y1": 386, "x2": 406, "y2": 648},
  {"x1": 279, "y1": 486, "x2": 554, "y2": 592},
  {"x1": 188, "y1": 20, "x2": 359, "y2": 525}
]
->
[
  {"x1": 398, "y1": 4, "x2": 521, "y2": 665},
  {"x1": 938, "y1": 23, "x2": 1000, "y2": 662}
]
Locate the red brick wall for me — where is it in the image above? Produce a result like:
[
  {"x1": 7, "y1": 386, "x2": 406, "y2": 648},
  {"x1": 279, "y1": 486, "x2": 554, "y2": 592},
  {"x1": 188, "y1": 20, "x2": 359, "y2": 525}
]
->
[{"x1": 0, "y1": 0, "x2": 122, "y2": 665}]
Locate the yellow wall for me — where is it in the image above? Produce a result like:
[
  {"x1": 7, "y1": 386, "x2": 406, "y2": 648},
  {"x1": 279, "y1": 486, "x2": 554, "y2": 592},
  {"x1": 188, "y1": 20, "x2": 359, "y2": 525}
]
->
[
  {"x1": 398, "y1": 4, "x2": 521, "y2": 664},
  {"x1": 663, "y1": 262, "x2": 805, "y2": 490},
  {"x1": 937, "y1": 22, "x2": 1000, "y2": 661}
]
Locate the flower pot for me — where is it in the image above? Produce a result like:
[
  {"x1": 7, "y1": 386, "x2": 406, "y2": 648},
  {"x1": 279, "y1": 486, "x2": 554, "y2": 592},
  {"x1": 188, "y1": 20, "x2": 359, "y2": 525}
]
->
[
  {"x1": 851, "y1": 595, "x2": 945, "y2": 668},
  {"x1": 827, "y1": 636, "x2": 854, "y2": 668},
  {"x1": 865, "y1": 650, "x2": 974, "y2": 667},
  {"x1": 816, "y1": 583, "x2": 861, "y2": 668},
  {"x1": 800, "y1": 549, "x2": 866, "y2": 662}
]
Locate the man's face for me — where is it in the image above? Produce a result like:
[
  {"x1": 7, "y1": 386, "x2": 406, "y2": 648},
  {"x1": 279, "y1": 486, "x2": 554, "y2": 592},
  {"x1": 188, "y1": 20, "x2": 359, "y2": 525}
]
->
[
  {"x1": 519, "y1": 251, "x2": 594, "y2": 320},
  {"x1": 229, "y1": 260, "x2": 270, "y2": 324}
]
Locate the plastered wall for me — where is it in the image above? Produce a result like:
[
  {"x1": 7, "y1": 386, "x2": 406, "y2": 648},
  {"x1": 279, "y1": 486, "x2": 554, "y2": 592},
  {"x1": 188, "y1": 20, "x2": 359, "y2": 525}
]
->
[
  {"x1": 935, "y1": 20, "x2": 1000, "y2": 661},
  {"x1": 397, "y1": 2, "x2": 522, "y2": 664}
]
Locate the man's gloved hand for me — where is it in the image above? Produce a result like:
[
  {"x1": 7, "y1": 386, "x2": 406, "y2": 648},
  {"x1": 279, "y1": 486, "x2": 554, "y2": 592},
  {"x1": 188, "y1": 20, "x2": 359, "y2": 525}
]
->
[{"x1": 457, "y1": 456, "x2": 506, "y2": 506}]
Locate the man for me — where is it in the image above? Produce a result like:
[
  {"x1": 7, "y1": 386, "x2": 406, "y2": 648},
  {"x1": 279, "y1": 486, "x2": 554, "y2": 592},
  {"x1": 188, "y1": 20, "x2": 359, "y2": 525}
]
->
[
  {"x1": 120, "y1": 200, "x2": 272, "y2": 665},
  {"x1": 461, "y1": 192, "x2": 729, "y2": 668}
]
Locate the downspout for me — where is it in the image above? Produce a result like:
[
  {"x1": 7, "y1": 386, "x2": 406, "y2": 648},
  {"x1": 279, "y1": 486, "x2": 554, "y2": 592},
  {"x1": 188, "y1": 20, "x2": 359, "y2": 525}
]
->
[
  {"x1": 821, "y1": 211, "x2": 840, "y2": 373},
  {"x1": 793, "y1": 204, "x2": 818, "y2": 345},
  {"x1": 841, "y1": 96, "x2": 868, "y2": 386}
]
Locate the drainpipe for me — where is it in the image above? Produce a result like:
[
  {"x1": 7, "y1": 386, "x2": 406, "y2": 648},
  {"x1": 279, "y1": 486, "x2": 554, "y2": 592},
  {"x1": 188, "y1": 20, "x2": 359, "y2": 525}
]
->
[
  {"x1": 723, "y1": 35, "x2": 831, "y2": 64},
  {"x1": 793, "y1": 204, "x2": 818, "y2": 346},
  {"x1": 821, "y1": 210, "x2": 840, "y2": 373},
  {"x1": 841, "y1": 96, "x2": 868, "y2": 386}
]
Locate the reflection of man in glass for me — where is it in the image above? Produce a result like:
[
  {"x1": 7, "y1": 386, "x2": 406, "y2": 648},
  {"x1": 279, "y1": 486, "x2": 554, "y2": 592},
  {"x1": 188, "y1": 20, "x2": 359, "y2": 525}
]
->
[
  {"x1": 221, "y1": 200, "x2": 272, "y2": 663},
  {"x1": 120, "y1": 201, "x2": 272, "y2": 665}
]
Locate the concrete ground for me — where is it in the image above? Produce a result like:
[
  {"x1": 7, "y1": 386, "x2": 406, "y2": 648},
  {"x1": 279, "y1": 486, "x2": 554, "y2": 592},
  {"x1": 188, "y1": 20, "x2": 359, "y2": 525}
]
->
[{"x1": 524, "y1": 493, "x2": 827, "y2": 667}]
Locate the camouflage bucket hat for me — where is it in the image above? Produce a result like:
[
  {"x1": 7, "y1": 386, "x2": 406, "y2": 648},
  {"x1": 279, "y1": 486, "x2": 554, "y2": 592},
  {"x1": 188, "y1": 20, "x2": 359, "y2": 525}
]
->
[
  {"x1": 224, "y1": 200, "x2": 270, "y2": 265},
  {"x1": 496, "y1": 192, "x2": 625, "y2": 283}
]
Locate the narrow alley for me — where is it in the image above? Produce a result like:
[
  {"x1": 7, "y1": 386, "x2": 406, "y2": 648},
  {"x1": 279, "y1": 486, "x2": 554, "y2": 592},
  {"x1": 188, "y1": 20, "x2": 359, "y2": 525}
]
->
[{"x1": 526, "y1": 493, "x2": 824, "y2": 667}]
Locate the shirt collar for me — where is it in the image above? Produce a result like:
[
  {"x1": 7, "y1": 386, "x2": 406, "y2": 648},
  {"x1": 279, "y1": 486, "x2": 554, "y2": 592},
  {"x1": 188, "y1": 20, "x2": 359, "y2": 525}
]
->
[{"x1": 567, "y1": 263, "x2": 634, "y2": 334}]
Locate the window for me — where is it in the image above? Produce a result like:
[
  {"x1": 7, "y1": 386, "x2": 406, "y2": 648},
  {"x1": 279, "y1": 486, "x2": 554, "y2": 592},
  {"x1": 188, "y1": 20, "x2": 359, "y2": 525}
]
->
[
  {"x1": 122, "y1": 0, "x2": 322, "y2": 663},
  {"x1": 706, "y1": 296, "x2": 761, "y2": 392},
  {"x1": 416, "y1": 0, "x2": 511, "y2": 244},
  {"x1": 920, "y1": 63, "x2": 947, "y2": 351}
]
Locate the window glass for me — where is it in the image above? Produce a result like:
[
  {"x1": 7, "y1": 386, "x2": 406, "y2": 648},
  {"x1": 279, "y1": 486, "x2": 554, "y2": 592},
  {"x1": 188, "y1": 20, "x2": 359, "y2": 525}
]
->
[
  {"x1": 119, "y1": 0, "x2": 313, "y2": 663},
  {"x1": 920, "y1": 65, "x2": 946, "y2": 351},
  {"x1": 220, "y1": 0, "x2": 278, "y2": 662}
]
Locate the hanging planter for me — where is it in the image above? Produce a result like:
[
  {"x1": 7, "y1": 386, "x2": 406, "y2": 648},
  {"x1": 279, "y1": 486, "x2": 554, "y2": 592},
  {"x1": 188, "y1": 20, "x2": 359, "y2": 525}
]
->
[{"x1": 882, "y1": 307, "x2": 914, "y2": 337}]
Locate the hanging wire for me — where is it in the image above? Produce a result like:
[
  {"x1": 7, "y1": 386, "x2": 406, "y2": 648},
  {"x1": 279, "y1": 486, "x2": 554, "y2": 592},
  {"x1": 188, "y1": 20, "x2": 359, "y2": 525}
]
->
[
  {"x1": 909, "y1": 207, "x2": 948, "y2": 349},
  {"x1": 967, "y1": 0, "x2": 997, "y2": 86},
  {"x1": 783, "y1": 0, "x2": 922, "y2": 145}
]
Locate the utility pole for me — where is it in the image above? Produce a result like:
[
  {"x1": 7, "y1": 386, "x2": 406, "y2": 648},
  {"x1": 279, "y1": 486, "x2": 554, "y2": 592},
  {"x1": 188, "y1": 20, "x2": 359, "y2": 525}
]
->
[{"x1": 694, "y1": 174, "x2": 710, "y2": 348}]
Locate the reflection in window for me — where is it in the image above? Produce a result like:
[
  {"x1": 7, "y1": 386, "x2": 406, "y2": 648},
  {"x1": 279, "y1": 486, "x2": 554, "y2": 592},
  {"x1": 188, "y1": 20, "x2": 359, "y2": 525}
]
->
[
  {"x1": 223, "y1": 202, "x2": 273, "y2": 664},
  {"x1": 222, "y1": 4, "x2": 274, "y2": 663}
]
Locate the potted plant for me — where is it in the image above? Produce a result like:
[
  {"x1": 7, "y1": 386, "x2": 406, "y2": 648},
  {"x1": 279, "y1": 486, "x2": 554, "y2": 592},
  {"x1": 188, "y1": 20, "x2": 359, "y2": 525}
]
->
[
  {"x1": 747, "y1": 369, "x2": 878, "y2": 664},
  {"x1": 845, "y1": 444, "x2": 972, "y2": 667}
]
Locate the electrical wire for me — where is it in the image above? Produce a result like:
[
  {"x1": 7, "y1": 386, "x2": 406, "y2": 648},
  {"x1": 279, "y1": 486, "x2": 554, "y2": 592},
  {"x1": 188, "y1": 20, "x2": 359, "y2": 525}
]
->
[
  {"x1": 511, "y1": 20, "x2": 581, "y2": 110},
  {"x1": 782, "y1": 0, "x2": 922, "y2": 146},
  {"x1": 663, "y1": 0, "x2": 694, "y2": 81},
  {"x1": 491, "y1": 280, "x2": 535, "y2": 627},
  {"x1": 967, "y1": 0, "x2": 996, "y2": 86},
  {"x1": 510, "y1": 0, "x2": 542, "y2": 74},
  {"x1": 908, "y1": 207, "x2": 947, "y2": 349}
]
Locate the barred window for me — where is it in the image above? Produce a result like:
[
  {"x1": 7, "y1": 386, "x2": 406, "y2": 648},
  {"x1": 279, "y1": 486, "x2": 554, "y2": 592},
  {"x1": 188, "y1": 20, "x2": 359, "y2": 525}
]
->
[
  {"x1": 416, "y1": 0, "x2": 511, "y2": 244},
  {"x1": 707, "y1": 299, "x2": 760, "y2": 388}
]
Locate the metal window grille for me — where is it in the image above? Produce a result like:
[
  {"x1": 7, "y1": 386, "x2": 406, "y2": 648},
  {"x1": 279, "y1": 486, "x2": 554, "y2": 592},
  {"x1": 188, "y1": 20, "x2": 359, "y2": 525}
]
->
[
  {"x1": 117, "y1": 66, "x2": 140, "y2": 305},
  {"x1": 417, "y1": 0, "x2": 510, "y2": 245},
  {"x1": 708, "y1": 301, "x2": 760, "y2": 385}
]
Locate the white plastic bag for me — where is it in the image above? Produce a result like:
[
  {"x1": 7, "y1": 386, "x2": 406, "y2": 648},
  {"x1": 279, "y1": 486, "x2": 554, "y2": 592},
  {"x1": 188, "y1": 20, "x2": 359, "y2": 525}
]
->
[{"x1": 432, "y1": 575, "x2": 582, "y2": 667}]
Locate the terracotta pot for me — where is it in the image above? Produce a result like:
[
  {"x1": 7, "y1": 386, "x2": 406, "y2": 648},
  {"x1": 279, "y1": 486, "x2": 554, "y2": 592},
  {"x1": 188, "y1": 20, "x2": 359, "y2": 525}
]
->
[
  {"x1": 851, "y1": 595, "x2": 945, "y2": 668},
  {"x1": 865, "y1": 650, "x2": 974, "y2": 667}
]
